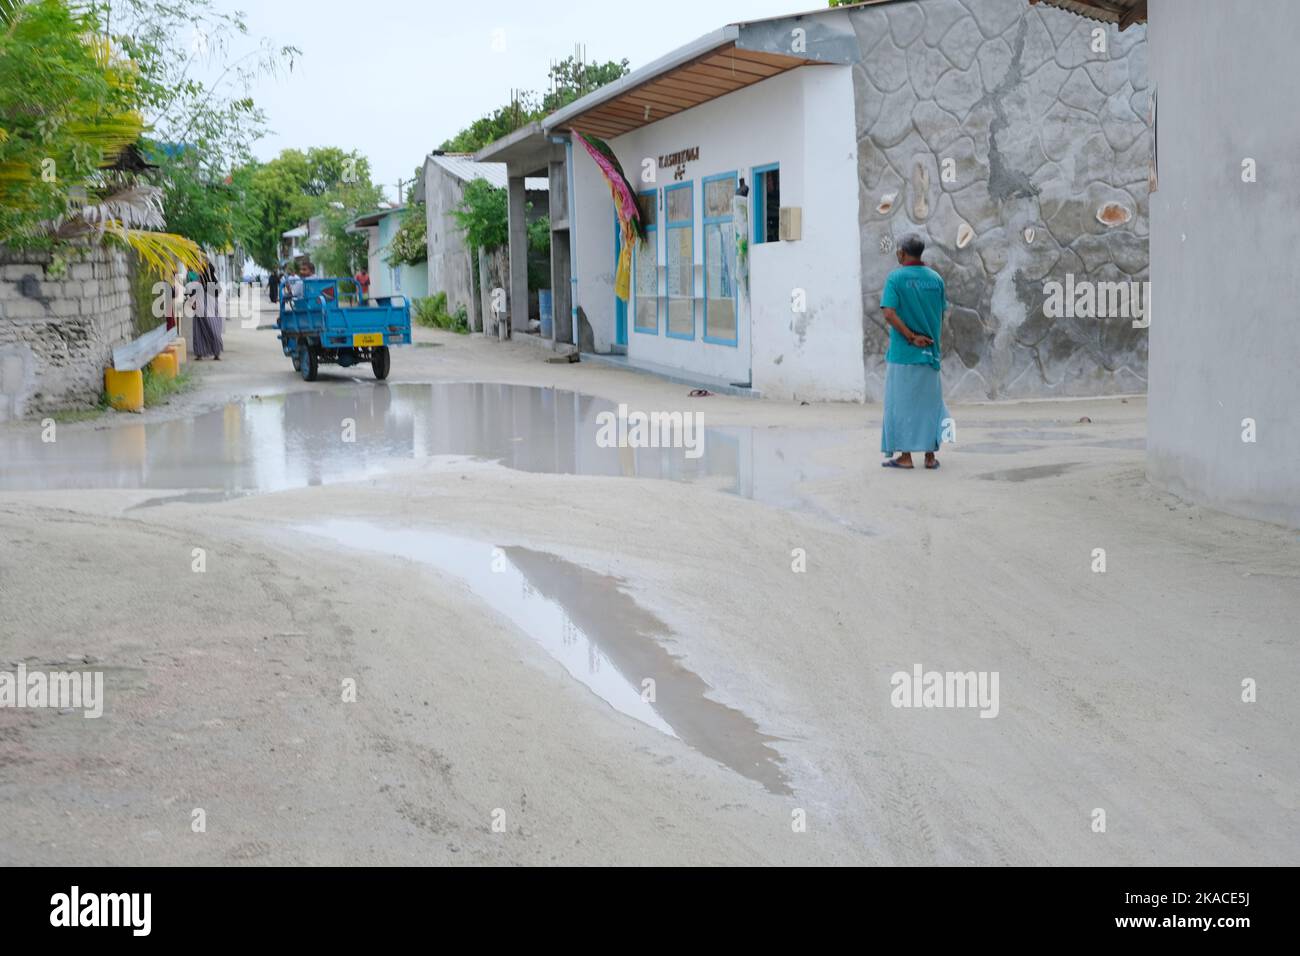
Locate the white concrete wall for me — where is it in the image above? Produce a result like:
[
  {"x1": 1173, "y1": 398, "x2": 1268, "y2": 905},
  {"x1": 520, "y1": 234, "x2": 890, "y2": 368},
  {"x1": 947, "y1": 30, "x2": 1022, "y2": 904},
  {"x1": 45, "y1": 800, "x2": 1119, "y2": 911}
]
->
[
  {"x1": 1146, "y1": 0, "x2": 1300, "y2": 528},
  {"x1": 424, "y1": 162, "x2": 476, "y2": 319},
  {"x1": 572, "y1": 65, "x2": 863, "y2": 400},
  {"x1": 753, "y1": 65, "x2": 863, "y2": 402}
]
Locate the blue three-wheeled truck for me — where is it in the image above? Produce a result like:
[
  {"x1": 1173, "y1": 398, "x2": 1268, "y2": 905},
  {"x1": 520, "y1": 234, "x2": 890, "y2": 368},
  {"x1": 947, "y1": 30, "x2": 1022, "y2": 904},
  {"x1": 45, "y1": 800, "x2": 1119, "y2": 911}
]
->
[{"x1": 276, "y1": 277, "x2": 412, "y2": 381}]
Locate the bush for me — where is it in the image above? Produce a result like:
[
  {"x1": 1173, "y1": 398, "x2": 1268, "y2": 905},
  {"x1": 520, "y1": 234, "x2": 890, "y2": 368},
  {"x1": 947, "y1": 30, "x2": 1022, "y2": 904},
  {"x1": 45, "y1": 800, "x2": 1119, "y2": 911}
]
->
[
  {"x1": 142, "y1": 365, "x2": 193, "y2": 407},
  {"x1": 413, "y1": 292, "x2": 469, "y2": 334}
]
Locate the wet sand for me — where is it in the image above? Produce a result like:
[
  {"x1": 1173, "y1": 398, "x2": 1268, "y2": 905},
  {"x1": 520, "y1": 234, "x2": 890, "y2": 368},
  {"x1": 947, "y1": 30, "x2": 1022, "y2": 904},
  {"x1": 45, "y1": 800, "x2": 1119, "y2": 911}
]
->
[{"x1": 1, "y1": 304, "x2": 1296, "y2": 865}]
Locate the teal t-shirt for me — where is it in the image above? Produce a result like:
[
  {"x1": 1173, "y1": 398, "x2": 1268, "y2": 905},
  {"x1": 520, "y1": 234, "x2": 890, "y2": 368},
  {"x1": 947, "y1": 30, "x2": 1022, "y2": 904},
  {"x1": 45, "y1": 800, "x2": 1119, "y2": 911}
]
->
[{"x1": 881, "y1": 264, "x2": 945, "y2": 369}]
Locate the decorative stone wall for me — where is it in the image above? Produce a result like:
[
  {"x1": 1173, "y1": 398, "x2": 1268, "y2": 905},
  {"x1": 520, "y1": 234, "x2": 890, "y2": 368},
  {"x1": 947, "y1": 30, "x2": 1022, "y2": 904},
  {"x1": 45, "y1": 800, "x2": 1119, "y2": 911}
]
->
[
  {"x1": 0, "y1": 245, "x2": 135, "y2": 421},
  {"x1": 851, "y1": 0, "x2": 1150, "y2": 400}
]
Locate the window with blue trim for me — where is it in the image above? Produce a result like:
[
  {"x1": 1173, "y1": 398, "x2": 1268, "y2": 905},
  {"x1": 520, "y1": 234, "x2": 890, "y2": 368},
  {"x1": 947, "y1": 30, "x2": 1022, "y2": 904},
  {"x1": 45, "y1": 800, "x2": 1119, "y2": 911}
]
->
[
  {"x1": 634, "y1": 190, "x2": 658, "y2": 334},
  {"x1": 703, "y1": 173, "x2": 738, "y2": 345},
  {"x1": 753, "y1": 164, "x2": 780, "y2": 244},
  {"x1": 665, "y1": 182, "x2": 694, "y2": 340}
]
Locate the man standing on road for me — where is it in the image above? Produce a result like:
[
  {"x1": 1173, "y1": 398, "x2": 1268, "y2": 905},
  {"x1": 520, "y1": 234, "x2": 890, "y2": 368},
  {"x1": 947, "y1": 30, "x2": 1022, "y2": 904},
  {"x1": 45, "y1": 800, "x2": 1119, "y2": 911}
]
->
[{"x1": 879, "y1": 234, "x2": 949, "y2": 470}]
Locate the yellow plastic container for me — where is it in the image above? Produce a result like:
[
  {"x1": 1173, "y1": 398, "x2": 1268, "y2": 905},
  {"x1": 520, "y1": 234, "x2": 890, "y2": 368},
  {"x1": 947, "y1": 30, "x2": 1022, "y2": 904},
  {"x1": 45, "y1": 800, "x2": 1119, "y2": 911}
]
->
[
  {"x1": 149, "y1": 351, "x2": 178, "y2": 380},
  {"x1": 104, "y1": 368, "x2": 144, "y2": 412},
  {"x1": 169, "y1": 337, "x2": 187, "y2": 365}
]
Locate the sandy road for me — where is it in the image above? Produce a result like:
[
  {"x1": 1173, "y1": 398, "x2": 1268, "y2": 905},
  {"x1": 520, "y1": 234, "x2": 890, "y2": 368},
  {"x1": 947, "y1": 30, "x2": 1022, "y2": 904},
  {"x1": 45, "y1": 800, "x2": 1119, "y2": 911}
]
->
[{"x1": 1, "y1": 305, "x2": 1296, "y2": 865}]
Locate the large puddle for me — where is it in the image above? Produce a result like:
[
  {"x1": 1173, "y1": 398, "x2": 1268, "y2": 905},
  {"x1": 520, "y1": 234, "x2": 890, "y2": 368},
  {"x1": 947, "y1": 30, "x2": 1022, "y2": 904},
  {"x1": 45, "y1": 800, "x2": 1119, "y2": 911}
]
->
[
  {"x1": 300, "y1": 519, "x2": 790, "y2": 794},
  {"x1": 0, "y1": 383, "x2": 853, "y2": 524}
]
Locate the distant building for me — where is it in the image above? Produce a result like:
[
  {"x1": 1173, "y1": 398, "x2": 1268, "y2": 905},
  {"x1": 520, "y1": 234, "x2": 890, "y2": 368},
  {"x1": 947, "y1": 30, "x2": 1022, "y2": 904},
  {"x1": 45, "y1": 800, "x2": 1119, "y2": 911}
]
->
[
  {"x1": 279, "y1": 225, "x2": 308, "y2": 266},
  {"x1": 419, "y1": 153, "x2": 547, "y2": 329},
  {"x1": 350, "y1": 207, "x2": 429, "y2": 300}
]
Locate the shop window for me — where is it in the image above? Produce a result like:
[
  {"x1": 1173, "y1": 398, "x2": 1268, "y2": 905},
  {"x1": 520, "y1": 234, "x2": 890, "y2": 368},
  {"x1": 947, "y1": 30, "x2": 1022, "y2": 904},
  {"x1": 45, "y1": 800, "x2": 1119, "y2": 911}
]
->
[
  {"x1": 753, "y1": 164, "x2": 780, "y2": 244},
  {"x1": 703, "y1": 173, "x2": 738, "y2": 345},
  {"x1": 665, "y1": 182, "x2": 694, "y2": 340},
  {"x1": 634, "y1": 191, "x2": 659, "y2": 334}
]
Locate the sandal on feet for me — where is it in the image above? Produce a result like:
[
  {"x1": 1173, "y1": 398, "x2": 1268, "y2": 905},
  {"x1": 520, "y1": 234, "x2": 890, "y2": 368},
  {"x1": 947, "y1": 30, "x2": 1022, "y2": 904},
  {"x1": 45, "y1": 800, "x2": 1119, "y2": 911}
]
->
[
  {"x1": 925, "y1": 459, "x2": 940, "y2": 470},
  {"x1": 882, "y1": 458, "x2": 914, "y2": 469}
]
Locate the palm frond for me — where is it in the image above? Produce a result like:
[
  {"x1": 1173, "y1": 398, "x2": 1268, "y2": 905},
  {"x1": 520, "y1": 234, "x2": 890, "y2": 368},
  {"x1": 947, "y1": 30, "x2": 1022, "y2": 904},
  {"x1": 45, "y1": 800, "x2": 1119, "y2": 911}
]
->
[
  {"x1": 77, "y1": 184, "x2": 166, "y2": 232},
  {"x1": 66, "y1": 112, "x2": 146, "y2": 167},
  {"x1": 104, "y1": 224, "x2": 207, "y2": 278},
  {"x1": 0, "y1": 0, "x2": 27, "y2": 28}
]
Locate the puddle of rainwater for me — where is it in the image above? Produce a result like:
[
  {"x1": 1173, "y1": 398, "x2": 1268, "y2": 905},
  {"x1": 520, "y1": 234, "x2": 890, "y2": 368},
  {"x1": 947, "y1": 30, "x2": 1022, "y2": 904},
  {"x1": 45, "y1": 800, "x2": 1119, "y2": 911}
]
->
[
  {"x1": 977, "y1": 463, "x2": 1081, "y2": 482},
  {"x1": 299, "y1": 519, "x2": 791, "y2": 795},
  {"x1": 0, "y1": 383, "x2": 855, "y2": 527}
]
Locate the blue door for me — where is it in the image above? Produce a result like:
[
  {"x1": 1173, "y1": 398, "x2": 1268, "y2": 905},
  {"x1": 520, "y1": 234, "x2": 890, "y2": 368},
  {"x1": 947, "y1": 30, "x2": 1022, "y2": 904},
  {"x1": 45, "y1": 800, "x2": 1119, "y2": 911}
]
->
[{"x1": 614, "y1": 216, "x2": 627, "y2": 347}]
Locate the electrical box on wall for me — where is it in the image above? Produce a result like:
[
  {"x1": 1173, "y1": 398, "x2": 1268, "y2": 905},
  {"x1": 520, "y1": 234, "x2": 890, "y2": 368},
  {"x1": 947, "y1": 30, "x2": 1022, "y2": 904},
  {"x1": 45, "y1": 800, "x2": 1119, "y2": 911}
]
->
[{"x1": 779, "y1": 206, "x2": 802, "y2": 241}]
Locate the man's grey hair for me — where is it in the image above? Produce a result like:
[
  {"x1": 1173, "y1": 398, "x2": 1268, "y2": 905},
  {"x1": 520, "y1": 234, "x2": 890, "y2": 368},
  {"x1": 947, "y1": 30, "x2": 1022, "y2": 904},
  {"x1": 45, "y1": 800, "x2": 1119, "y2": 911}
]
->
[{"x1": 899, "y1": 234, "x2": 926, "y2": 258}]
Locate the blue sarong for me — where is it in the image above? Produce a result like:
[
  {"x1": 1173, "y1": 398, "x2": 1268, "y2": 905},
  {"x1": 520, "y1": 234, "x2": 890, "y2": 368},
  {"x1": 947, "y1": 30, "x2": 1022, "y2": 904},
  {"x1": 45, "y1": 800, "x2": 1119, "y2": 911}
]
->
[{"x1": 881, "y1": 362, "x2": 949, "y2": 455}]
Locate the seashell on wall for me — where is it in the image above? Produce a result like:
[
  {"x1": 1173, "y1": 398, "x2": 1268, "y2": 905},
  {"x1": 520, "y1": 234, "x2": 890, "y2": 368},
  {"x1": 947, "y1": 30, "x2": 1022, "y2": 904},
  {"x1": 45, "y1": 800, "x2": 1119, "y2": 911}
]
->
[
  {"x1": 877, "y1": 191, "x2": 897, "y2": 215},
  {"x1": 912, "y1": 164, "x2": 930, "y2": 222},
  {"x1": 1097, "y1": 203, "x2": 1132, "y2": 227},
  {"x1": 1023, "y1": 226, "x2": 1036, "y2": 244},
  {"x1": 956, "y1": 222, "x2": 975, "y2": 249}
]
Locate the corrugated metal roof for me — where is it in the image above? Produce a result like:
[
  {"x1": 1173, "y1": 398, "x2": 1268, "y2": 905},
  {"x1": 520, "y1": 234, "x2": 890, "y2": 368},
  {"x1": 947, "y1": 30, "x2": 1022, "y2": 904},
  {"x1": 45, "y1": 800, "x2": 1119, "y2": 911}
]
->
[{"x1": 427, "y1": 153, "x2": 548, "y2": 191}]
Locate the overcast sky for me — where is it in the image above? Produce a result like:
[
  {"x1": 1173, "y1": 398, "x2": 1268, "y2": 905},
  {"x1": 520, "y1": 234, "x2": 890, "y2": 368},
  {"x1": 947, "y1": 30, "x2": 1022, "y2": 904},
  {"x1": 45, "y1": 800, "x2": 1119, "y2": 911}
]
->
[{"x1": 229, "y1": 0, "x2": 803, "y2": 203}]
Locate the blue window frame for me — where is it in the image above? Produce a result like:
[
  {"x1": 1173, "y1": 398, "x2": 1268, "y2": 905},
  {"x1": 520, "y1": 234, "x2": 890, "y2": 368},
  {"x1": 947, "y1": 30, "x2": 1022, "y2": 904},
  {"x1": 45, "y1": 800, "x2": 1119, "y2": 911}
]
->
[
  {"x1": 664, "y1": 181, "x2": 695, "y2": 340},
  {"x1": 633, "y1": 190, "x2": 659, "y2": 334},
  {"x1": 702, "y1": 171, "x2": 739, "y2": 346},
  {"x1": 752, "y1": 163, "x2": 780, "y2": 245}
]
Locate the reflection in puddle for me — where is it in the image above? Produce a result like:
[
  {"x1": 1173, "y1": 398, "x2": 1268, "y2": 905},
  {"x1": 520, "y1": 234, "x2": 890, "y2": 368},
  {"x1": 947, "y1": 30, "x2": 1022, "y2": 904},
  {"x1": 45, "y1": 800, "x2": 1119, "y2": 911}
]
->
[
  {"x1": 0, "y1": 383, "x2": 850, "y2": 525},
  {"x1": 300, "y1": 519, "x2": 790, "y2": 794}
]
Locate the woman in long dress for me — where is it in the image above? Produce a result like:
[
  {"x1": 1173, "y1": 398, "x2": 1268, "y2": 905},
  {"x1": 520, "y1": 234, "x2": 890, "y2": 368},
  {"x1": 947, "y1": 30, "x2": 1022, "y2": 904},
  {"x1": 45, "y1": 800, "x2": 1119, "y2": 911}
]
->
[{"x1": 190, "y1": 264, "x2": 223, "y2": 360}]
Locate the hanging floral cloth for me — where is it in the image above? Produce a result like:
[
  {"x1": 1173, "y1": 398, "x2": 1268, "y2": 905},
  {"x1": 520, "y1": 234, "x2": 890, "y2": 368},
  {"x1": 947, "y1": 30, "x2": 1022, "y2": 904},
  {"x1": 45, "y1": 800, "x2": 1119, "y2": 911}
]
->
[{"x1": 573, "y1": 130, "x2": 645, "y2": 302}]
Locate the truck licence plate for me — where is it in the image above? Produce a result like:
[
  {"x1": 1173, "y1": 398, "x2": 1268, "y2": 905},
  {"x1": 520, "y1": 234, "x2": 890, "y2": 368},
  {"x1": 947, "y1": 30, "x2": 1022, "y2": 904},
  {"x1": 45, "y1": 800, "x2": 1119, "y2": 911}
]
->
[{"x1": 352, "y1": 333, "x2": 383, "y2": 347}]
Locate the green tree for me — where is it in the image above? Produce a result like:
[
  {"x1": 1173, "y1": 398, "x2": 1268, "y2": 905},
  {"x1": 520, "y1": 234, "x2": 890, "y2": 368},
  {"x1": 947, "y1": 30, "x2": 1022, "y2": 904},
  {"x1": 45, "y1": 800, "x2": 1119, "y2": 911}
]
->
[
  {"x1": 440, "y1": 95, "x2": 540, "y2": 154},
  {"x1": 0, "y1": 0, "x2": 144, "y2": 245},
  {"x1": 236, "y1": 147, "x2": 375, "y2": 271},
  {"x1": 386, "y1": 203, "x2": 427, "y2": 267},
  {"x1": 437, "y1": 53, "x2": 629, "y2": 154},
  {"x1": 0, "y1": 0, "x2": 203, "y2": 274},
  {"x1": 101, "y1": 0, "x2": 298, "y2": 250},
  {"x1": 313, "y1": 181, "x2": 383, "y2": 277},
  {"x1": 451, "y1": 178, "x2": 508, "y2": 252},
  {"x1": 542, "y1": 56, "x2": 630, "y2": 112}
]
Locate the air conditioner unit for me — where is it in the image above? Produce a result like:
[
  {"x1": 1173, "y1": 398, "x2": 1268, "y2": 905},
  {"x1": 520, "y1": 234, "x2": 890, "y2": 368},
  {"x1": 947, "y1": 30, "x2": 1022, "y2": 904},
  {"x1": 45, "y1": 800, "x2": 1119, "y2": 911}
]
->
[{"x1": 779, "y1": 206, "x2": 802, "y2": 242}]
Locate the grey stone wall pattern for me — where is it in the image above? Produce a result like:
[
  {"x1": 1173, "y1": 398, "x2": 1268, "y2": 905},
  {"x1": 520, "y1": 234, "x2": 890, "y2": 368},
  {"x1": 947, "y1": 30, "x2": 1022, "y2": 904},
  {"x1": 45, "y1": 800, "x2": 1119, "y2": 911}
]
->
[
  {"x1": 852, "y1": 0, "x2": 1150, "y2": 400},
  {"x1": 0, "y1": 245, "x2": 134, "y2": 421}
]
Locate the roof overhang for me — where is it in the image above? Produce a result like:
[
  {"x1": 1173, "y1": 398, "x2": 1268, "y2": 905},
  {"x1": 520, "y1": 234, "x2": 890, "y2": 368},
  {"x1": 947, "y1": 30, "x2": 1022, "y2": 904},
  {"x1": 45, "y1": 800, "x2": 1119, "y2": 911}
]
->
[
  {"x1": 541, "y1": 20, "x2": 851, "y2": 140},
  {"x1": 474, "y1": 122, "x2": 565, "y2": 178},
  {"x1": 1028, "y1": 0, "x2": 1148, "y2": 29},
  {"x1": 351, "y1": 206, "x2": 401, "y2": 230}
]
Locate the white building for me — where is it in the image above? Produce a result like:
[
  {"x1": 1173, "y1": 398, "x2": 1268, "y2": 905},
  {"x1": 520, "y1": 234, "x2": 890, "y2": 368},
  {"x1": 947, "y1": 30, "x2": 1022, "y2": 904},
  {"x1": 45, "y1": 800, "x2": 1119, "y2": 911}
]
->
[{"x1": 480, "y1": 0, "x2": 1152, "y2": 403}]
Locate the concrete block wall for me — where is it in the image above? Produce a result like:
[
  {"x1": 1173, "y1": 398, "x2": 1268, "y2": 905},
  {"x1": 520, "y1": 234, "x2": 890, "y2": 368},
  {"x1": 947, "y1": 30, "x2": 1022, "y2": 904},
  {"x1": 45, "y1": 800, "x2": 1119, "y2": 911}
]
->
[
  {"x1": 851, "y1": 0, "x2": 1151, "y2": 401},
  {"x1": 0, "y1": 245, "x2": 134, "y2": 421}
]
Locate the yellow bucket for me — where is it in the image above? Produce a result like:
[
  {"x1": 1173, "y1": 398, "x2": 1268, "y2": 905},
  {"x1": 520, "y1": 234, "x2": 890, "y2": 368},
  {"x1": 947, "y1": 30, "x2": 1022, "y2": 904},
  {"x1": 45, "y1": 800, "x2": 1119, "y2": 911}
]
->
[{"x1": 104, "y1": 368, "x2": 143, "y2": 412}]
